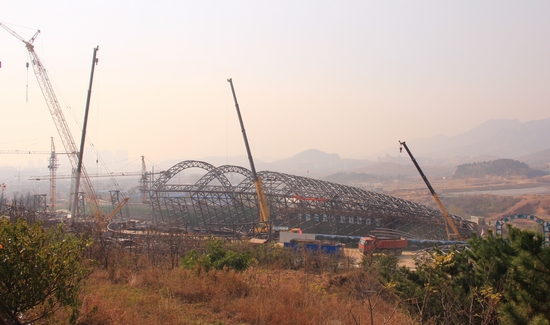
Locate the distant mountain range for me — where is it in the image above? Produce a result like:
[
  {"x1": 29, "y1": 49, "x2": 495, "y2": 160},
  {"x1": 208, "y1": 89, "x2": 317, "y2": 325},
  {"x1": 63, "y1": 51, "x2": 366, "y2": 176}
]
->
[
  {"x1": 264, "y1": 149, "x2": 374, "y2": 176},
  {"x1": 174, "y1": 118, "x2": 550, "y2": 178},
  {"x1": 265, "y1": 118, "x2": 550, "y2": 177},
  {"x1": 397, "y1": 117, "x2": 550, "y2": 159}
]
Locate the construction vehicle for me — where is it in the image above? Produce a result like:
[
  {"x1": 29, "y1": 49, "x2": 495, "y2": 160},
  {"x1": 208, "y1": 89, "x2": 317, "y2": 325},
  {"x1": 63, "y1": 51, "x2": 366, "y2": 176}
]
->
[
  {"x1": 227, "y1": 78, "x2": 271, "y2": 235},
  {"x1": 103, "y1": 197, "x2": 130, "y2": 229},
  {"x1": 399, "y1": 140, "x2": 464, "y2": 240},
  {"x1": 358, "y1": 235, "x2": 408, "y2": 256},
  {"x1": 71, "y1": 45, "x2": 99, "y2": 221},
  {"x1": 0, "y1": 23, "x2": 125, "y2": 229}
]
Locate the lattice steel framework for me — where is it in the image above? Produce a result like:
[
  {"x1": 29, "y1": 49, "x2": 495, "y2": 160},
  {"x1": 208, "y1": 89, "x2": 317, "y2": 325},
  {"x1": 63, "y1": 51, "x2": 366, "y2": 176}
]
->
[
  {"x1": 149, "y1": 160, "x2": 476, "y2": 239},
  {"x1": 496, "y1": 214, "x2": 550, "y2": 243},
  {"x1": 109, "y1": 190, "x2": 125, "y2": 221}
]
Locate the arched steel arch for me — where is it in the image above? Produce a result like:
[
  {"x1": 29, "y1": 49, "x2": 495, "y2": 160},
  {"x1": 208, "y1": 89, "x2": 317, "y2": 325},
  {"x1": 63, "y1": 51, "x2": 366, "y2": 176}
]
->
[
  {"x1": 149, "y1": 160, "x2": 476, "y2": 238},
  {"x1": 495, "y1": 214, "x2": 550, "y2": 243},
  {"x1": 150, "y1": 160, "x2": 229, "y2": 226}
]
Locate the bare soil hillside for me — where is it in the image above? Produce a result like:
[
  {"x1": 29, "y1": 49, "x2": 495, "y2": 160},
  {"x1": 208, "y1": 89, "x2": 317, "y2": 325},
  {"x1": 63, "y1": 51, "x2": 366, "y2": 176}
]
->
[{"x1": 380, "y1": 175, "x2": 550, "y2": 227}]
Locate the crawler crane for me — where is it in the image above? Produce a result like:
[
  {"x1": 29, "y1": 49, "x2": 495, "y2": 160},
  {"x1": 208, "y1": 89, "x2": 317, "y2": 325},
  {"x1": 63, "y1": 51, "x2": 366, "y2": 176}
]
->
[{"x1": 399, "y1": 140, "x2": 464, "y2": 241}]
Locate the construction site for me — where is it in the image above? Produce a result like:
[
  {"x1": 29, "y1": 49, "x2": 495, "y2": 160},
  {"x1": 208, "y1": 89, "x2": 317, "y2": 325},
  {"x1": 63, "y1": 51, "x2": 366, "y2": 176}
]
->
[{"x1": 0, "y1": 22, "x2": 477, "y2": 244}]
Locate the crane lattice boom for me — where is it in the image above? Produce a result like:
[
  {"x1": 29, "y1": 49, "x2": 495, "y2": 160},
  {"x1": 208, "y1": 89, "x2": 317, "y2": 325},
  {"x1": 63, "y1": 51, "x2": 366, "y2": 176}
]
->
[{"x1": 1, "y1": 22, "x2": 102, "y2": 220}]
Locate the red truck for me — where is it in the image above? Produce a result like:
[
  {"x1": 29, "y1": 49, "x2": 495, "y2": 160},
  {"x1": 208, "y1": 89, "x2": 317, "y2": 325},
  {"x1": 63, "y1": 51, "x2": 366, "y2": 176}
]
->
[{"x1": 358, "y1": 236, "x2": 408, "y2": 256}]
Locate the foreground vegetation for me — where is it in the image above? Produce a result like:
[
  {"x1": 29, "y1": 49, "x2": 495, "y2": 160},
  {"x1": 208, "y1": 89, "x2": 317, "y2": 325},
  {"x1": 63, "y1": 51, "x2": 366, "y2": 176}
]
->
[
  {"x1": 72, "y1": 238, "x2": 414, "y2": 325},
  {"x1": 73, "y1": 259, "x2": 411, "y2": 325},
  {"x1": 0, "y1": 219, "x2": 91, "y2": 324},
  {"x1": 382, "y1": 227, "x2": 550, "y2": 325},
  {"x1": 1, "y1": 200, "x2": 550, "y2": 324}
]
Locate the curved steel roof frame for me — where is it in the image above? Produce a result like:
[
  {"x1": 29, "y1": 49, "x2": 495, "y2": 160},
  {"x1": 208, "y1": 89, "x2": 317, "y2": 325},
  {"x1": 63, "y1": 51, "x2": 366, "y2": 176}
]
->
[{"x1": 149, "y1": 160, "x2": 476, "y2": 239}]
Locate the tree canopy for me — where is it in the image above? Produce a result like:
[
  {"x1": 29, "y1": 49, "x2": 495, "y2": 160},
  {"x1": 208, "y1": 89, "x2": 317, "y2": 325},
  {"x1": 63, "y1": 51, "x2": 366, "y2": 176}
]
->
[
  {"x1": 382, "y1": 225, "x2": 550, "y2": 324},
  {"x1": 0, "y1": 219, "x2": 91, "y2": 324},
  {"x1": 453, "y1": 158, "x2": 546, "y2": 178}
]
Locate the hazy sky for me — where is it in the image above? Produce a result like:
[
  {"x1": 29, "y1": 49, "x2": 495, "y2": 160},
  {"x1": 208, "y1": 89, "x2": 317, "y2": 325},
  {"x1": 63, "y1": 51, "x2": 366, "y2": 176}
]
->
[{"x1": 1, "y1": 1, "x2": 550, "y2": 171}]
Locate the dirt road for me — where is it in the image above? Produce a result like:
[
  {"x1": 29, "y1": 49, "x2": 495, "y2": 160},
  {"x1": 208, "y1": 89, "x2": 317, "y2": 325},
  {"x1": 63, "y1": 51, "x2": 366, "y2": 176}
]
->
[{"x1": 344, "y1": 248, "x2": 416, "y2": 270}]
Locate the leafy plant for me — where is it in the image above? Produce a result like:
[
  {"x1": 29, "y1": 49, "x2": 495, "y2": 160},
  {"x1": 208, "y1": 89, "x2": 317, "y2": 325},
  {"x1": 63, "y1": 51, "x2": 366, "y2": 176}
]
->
[
  {"x1": 384, "y1": 226, "x2": 550, "y2": 325},
  {"x1": 0, "y1": 219, "x2": 91, "y2": 324},
  {"x1": 180, "y1": 239, "x2": 255, "y2": 272}
]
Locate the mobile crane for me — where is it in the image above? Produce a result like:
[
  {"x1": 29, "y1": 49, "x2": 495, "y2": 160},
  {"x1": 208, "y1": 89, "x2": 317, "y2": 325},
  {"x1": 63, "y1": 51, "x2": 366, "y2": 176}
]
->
[
  {"x1": 227, "y1": 78, "x2": 271, "y2": 235},
  {"x1": 399, "y1": 140, "x2": 464, "y2": 241},
  {"x1": 0, "y1": 22, "x2": 113, "y2": 227},
  {"x1": 103, "y1": 197, "x2": 130, "y2": 229}
]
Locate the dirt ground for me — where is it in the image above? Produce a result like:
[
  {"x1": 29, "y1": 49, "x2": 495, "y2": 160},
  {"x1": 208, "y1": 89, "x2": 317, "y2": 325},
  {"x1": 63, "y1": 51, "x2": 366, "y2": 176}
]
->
[
  {"x1": 378, "y1": 175, "x2": 550, "y2": 226},
  {"x1": 344, "y1": 248, "x2": 416, "y2": 270},
  {"x1": 397, "y1": 251, "x2": 416, "y2": 270}
]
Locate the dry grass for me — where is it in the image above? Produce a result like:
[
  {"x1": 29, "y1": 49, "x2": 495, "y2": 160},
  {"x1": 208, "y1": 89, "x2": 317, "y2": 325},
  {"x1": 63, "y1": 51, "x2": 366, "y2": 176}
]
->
[{"x1": 37, "y1": 255, "x2": 417, "y2": 325}]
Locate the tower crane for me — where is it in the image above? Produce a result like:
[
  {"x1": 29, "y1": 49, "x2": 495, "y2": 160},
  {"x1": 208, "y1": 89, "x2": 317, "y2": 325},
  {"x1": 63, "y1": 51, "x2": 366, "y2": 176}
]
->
[
  {"x1": 140, "y1": 156, "x2": 148, "y2": 204},
  {"x1": 0, "y1": 137, "x2": 66, "y2": 212},
  {"x1": 399, "y1": 140, "x2": 464, "y2": 240},
  {"x1": 227, "y1": 78, "x2": 271, "y2": 235},
  {"x1": 30, "y1": 171, "x2": 145, "y2": 180},
  {"x1": 1, "y1": 22, "x2": 102, "y2": 222},
  {"x1": 30, "y1": 156, "x2": 163, "y2": 205}
]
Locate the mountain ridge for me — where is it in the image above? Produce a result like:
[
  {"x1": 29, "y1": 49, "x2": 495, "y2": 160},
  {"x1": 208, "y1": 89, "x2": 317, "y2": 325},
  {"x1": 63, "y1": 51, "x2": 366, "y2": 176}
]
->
[
  {"x1": 268, "y1": 117, "x2": 550, "y2": 177},
  {"x1": 400, "y1": 117, "x2": 550, "y2": 159},
  {"x1": 161, "y1": 118, "x2": 550, "y2": 177}
]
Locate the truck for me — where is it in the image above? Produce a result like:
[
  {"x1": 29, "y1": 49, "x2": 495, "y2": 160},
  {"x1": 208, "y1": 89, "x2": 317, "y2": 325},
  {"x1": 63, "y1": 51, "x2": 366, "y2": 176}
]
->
[{"x1": 358, "y1": 236, "x2": 408, "y2": 256}]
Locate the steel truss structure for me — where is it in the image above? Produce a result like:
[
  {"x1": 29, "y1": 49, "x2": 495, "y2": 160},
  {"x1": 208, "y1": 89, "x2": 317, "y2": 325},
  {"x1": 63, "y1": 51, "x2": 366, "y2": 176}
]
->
[{"x1": 149, "y1": 160, "x2": 476, "y2": 239}]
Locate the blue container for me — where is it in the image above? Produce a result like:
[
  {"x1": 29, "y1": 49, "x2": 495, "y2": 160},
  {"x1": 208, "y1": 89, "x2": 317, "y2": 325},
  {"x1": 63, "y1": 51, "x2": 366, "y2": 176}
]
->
[{"x1": 284, "y1": 240, "x2": 342, "y2": 255}]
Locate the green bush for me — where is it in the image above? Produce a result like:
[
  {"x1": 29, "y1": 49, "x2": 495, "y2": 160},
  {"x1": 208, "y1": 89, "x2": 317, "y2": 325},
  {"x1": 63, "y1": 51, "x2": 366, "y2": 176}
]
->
[
  {"x1": 384, "y1": 226, "x2": 550, "y2": 325},
  {"x1": 180, "y1": 239, "x2": 255, "y2": 272},
  {"x1": 0, "y1": 219, "x2": 91, "y2": 324},
  {"x1": 213, "y1": 250, "x2": 253, "y2": 272},
  {"x1": 180, "y1": 249, "x2": 201, "y2": 270}
]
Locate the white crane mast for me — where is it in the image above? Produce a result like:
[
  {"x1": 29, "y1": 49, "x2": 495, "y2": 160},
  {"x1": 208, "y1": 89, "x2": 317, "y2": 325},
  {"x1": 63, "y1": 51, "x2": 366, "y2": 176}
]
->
[
  {"x1": 0, "y1": 22, "x2": 101, "y2": 219},
  {"x1": 0, "y1": 138, "x2": 60, "y2": 212},
  {"x1": 48, "y1": 137, "x2": 58, "y2": 213}
]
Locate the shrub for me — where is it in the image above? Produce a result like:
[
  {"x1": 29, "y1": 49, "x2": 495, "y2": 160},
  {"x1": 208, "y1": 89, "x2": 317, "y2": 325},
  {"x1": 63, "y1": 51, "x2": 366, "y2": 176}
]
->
[
  {"x1": 180, "y1": 240, "x2": 255, "y2": 272},
  {"x1": 0, "y1": 219, "x2": 91, "y2": 324}
]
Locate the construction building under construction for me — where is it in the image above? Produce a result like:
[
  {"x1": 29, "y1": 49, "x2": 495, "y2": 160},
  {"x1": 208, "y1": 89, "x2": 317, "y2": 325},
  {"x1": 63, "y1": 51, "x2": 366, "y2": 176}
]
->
[
  {"x1": 1, "y1": 23, "x2": 476, "y2": 240},
  {"x1": 149, "y1": 160, "x2": 476, "y2": 239}
]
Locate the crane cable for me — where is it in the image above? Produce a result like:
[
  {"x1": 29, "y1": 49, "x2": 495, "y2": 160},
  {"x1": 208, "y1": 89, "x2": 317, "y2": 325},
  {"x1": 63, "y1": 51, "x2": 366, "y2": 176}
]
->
[{"x1": 26, "y1": 61, "x2": 29, "y2": 102}]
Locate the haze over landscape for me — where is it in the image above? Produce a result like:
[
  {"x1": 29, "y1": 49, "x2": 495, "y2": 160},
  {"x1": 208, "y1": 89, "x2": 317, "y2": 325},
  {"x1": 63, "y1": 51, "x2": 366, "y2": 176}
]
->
[
  {"x1": 4, "y1": 4, "x2": 550, "y2": 324},
  {"x1": 1, "y1": 1, "x2": 550, "y2": 174}
]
